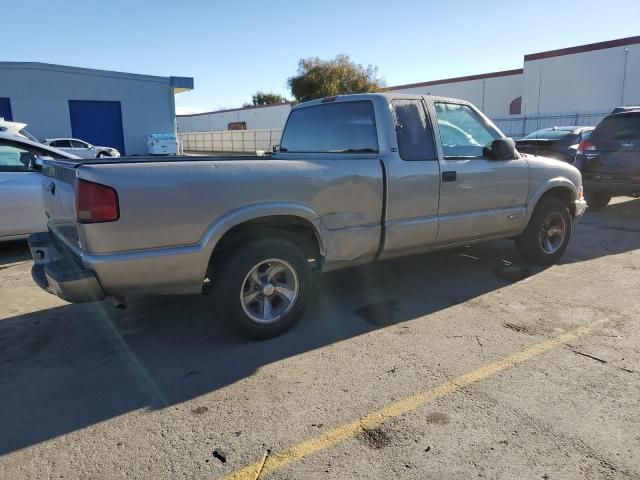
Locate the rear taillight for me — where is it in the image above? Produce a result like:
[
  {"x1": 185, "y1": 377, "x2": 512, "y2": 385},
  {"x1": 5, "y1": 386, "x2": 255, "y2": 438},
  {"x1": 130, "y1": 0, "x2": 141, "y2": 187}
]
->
[
  {"x1": 577, "y1": 140, "x2": 597, "y2": 155},
  {"x1": 76, "y1": 179, "x2": 119, "y2": 223}
]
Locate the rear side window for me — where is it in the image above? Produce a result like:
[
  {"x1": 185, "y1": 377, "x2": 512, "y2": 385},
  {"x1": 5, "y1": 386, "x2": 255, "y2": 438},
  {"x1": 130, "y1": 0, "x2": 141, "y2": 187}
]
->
[
  {"x1": 391, "y1": 99, "x2": 436, "y2": 161},
  {"x1": 593, "y1": 114, "x2": 640, "y2": 142},
  {"x1": 280, "y1": 101, "x2": 378, "y2": 154}
]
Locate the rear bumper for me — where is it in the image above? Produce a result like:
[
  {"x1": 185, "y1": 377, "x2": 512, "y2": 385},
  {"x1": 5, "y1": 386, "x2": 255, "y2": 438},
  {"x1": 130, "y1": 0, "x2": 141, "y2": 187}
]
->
[
  {"x1": 583, "y1": 180, "x2": 640, "y2": 196},
  {"x1": 28, "y1": 232, "x2": 106, "y2": 303}
]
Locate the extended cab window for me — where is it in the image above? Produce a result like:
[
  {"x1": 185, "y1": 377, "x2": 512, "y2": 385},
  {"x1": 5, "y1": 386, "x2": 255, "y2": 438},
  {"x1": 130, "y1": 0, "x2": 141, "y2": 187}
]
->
[
  {"x1": 391, "y1": 99, "x2": 436, "y2": 161},
  {"x1": 434, "y1": 103, "x2": 500, "y2": 158},
  {"x1": 280, "y1": 101, "x2": 378, "y2": 154}
]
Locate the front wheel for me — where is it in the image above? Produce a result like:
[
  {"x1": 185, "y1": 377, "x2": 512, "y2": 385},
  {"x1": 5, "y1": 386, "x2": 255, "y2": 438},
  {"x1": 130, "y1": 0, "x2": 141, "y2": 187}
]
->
[
  {"x1": 515, "y1": 197, "x2": 572, "y2": 266},
  {"x1": 213, "y1": 238, "x2": 311, "y2": 339}
]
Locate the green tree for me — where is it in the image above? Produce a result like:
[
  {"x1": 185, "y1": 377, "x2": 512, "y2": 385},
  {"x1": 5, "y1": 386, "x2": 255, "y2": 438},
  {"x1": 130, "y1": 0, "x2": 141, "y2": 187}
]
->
[
  {"x1": 287, "y1": 54, "x2": 384, "y2": 103},
  {"x1": 251, "y1": 91, "x2": 288, "y2": 106}
]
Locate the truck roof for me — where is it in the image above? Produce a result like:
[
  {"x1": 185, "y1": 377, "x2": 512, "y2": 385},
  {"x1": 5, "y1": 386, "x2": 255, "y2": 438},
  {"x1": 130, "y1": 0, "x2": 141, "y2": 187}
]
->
[{"x1": 292, "y1": 92, "x2": 472, "y2": 110}]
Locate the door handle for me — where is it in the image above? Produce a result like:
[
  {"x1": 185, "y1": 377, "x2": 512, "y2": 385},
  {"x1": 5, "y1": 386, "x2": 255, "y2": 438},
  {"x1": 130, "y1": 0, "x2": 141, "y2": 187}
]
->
[{"x1": 442, "y1": 171, "x2": 457, "y2": 182}]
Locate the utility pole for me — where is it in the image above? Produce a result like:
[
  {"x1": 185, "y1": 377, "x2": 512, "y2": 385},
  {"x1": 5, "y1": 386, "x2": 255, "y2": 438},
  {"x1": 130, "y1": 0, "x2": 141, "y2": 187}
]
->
[{"x1": 620, "y1": 48, "x2": 630, "y2": 105}]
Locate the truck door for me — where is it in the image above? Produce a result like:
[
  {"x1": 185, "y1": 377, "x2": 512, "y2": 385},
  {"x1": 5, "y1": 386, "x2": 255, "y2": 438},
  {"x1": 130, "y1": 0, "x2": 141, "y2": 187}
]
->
[
  {"x1": 430, "y1": 101, "x2": 529, "y2": 244},
  {"x1": 381, "y1": 98, "x2": 441, "y2": 256}
]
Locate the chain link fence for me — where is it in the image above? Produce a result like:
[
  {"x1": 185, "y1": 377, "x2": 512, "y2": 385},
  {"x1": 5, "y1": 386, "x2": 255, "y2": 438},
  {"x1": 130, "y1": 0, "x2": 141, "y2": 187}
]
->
[
  {"x1": 179, "y1": 112, "x2": 610, "y2": 153},
  {"x1": 493, "y1": 112, "x2": 608, "y2": 139},
  {"x1": 179, "y1": 129, "x2": 282, "y2": 154}
]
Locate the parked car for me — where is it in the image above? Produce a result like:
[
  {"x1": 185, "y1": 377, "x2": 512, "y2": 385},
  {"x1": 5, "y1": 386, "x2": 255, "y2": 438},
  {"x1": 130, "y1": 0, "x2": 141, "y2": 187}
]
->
[
  {"x1": 0, "y1": 119, "x2": 40, "y2": 143},
  {"x1": 516, "y1": 126, "x2": 594, "y2": 163},
  {"x1": 611, "y1": 106, "x2": 640, "y2": 114},
  {"x1": 29, "y1": 93, "x2": 586, "y2": 339},
  {"x1": 0, "y1": 132, "x2": 79, "y2": 242},
  {"x1": 574, "y1": 110, "x2": 640, "y2": 208},
  {"x1": 42, "y1": 138, "x2": 120, "y2": 158}
]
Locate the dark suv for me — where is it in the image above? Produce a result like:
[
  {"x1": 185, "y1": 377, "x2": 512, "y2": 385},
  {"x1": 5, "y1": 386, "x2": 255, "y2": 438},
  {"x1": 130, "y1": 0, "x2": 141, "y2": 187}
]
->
[{"x1": 574, "y1": 110, "x2": 640, "y2": 208}]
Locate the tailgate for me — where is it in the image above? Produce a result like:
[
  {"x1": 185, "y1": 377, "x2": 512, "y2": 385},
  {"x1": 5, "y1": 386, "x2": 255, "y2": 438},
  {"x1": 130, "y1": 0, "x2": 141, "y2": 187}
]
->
[{"x1": 42, "y1": 160, "x2": 81, "y2": 246}]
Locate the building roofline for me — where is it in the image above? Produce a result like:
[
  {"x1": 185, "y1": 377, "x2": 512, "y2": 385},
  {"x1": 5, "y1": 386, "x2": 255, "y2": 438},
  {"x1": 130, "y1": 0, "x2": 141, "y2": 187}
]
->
[
  {"x1": 177, "y1": 101, "x2": 293, "y2": 117},
  {"x1": 0, "y1": 61, "x2": 192, "y2": 84},
  {"x1": 387, "y1": 68, "x2": 523, "y2": 91},
  {"x1": 524, "y1": 35, "x2": 640, "y2": 61}
]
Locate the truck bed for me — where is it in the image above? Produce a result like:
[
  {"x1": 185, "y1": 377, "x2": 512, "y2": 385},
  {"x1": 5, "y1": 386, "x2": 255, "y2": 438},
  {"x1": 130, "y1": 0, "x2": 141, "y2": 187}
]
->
[{"x1": 50, "y1": 154, "x2": 271, "y2": 167}]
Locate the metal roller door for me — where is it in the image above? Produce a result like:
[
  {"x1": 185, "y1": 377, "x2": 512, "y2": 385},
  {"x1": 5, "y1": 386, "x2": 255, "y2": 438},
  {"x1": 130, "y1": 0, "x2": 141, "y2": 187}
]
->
[
  {"x1": 69, "y1": 100, "x2": 125, "y2": 154},
  {"x1": 0, "y1": 98, "x2": 13, "y2": 121}
]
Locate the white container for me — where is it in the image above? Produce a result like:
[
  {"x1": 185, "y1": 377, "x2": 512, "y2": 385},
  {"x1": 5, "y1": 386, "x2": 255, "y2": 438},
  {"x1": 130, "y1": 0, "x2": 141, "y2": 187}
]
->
[{"x1": 148, "y1": 133, "x2": 177, "y2": 155}]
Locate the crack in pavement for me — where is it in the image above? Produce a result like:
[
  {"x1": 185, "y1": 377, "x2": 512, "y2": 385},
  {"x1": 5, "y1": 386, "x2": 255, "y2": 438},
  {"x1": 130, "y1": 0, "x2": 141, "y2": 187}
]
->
[{"x1": 566, "y1": 345, "x2": 637, "y2": 374}]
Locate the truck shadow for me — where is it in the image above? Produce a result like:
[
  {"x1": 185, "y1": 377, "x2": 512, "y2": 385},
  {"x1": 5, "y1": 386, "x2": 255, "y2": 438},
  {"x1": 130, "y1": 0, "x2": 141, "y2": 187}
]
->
[
  {"x1": 560, "y1": 196, "x2": 640, "y2": 264},
  {"x1": 0, "y1": 198, "x2": 638, "y2": 455},
  {"x1": 0, "y1": 240, "x2": 31, "y2": 266}
]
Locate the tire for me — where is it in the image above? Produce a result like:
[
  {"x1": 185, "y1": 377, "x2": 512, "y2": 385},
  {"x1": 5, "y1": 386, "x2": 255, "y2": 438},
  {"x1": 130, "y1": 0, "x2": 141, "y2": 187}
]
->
[
  {"x1": 515, "y1": 197, "x2": 572, "y2": 266},
  {"x1": 585, "y1": 191, "x2": 611, "y2": 209},
  {"x1": 213, "y1": 237, "x2": 311, "y2": 339}
]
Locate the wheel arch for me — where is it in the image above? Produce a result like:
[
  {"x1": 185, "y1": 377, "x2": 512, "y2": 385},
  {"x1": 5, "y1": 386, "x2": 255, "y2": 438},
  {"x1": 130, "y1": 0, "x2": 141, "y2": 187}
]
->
[
  {"x1": 201, "y1": 203, "x2": 324, "y2": 282},
  {"x1": 528, "y1": 179, "x2": 578, "y2": 221}
]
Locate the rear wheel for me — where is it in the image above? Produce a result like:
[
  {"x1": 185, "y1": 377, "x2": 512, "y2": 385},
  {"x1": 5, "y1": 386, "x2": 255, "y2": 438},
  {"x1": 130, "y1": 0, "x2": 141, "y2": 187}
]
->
[
  {"x1": 213, "y1": 238, "x2": 311, "y2": 339},
  {"x1": 515, "y1": 197, "x2": 572, "y2": 266},
  {"x1": 585, "y1": 191, "x2": 611, "y2": 209}
]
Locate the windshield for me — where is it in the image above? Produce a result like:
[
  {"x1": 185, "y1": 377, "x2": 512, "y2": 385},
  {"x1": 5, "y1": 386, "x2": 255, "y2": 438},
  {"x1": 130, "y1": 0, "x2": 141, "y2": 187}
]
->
[
  {"x1": 593, "y1": 114, "x2": 640, "y2": 142},
  {"x1": 522, "y1": 129, "x2": 573, "y2": 140},
  {"x1": 18, "y1": 128, "x2": 40, "y2": 143}
]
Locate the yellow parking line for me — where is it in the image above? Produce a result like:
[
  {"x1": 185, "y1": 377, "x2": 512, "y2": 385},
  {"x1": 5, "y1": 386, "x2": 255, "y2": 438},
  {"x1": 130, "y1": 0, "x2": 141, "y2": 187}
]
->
[{"x1": 222, "y1": 310, "x2": 634, "y2": 480}]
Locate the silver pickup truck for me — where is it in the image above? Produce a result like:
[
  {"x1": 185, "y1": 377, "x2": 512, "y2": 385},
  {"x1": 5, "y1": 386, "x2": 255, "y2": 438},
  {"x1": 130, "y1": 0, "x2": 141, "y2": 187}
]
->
[{"x1": 29, "y1": 93, "x2": 586, "y2": 338}]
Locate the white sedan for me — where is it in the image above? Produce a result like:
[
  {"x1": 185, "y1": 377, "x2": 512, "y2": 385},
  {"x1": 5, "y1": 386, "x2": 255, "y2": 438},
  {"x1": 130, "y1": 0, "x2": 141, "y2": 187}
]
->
[
  {"x1": 0, "y1": 131, "x2": 79, "y2": 242},
  {"x1": 42, "y1": 138, "x2": 120, "y2": 158}
]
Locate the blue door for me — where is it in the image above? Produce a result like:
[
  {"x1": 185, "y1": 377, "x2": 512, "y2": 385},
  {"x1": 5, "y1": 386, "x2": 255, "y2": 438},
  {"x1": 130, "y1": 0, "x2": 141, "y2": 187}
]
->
[
  {"x1": 69, "y1": 100, "x2": 125, "y2": 154},
  {"x1": 0, "y1": 98, "x2": 13, "y2": 121}
]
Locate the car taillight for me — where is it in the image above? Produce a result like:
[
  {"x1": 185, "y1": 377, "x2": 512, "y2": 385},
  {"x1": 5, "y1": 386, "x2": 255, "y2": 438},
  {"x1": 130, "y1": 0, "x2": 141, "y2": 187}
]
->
[
  {"x1": 76, "y1": 179, "x2": 119, "y2": 223},
  {"x1": 577, "y1": 140, "x2": 597, "y2": 155}
]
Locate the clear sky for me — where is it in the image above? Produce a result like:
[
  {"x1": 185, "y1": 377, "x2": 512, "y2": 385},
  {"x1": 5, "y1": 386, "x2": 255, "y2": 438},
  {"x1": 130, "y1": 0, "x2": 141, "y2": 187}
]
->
[{"x1": 5, "y1": 0, "x2": 640, "y2": 114}]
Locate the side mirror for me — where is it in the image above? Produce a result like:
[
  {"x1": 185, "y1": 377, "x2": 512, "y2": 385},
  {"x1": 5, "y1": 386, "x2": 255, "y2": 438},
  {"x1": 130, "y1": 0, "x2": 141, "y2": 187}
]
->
[
  {"x1": 484, "y1": 137, "x2": 516, "y2": 160},
  {"x1": 29, "y1": 156, "x2": 45, "y2": 171},
  {"x1": 272, "y1": 144, "x2": 280, "y2": 153}
]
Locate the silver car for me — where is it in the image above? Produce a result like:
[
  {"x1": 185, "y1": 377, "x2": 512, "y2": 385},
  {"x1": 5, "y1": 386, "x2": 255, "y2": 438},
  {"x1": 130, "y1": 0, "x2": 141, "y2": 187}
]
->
[
  {"x1": 0, "y1": 132, "x2": 78, "y2": 242},
  {"x1": 42, "y1": 138, "x2": 120, "y2": 158}
]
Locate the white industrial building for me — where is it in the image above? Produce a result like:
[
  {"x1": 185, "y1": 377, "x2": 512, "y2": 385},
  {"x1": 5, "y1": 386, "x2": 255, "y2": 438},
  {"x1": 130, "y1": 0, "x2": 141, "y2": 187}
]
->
[
  {"x1": 177, "y1": 35, "x2": 639, "y2": 143},
  {"x1": 177, "y1": 102, "x2": 292, "y2": 133},
  {"x1": 0, "y1": 62, "x2": 193, "y2": 155},
  {"x1": 389, "y1": 69, "x2": 524, "y2": 118}
]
